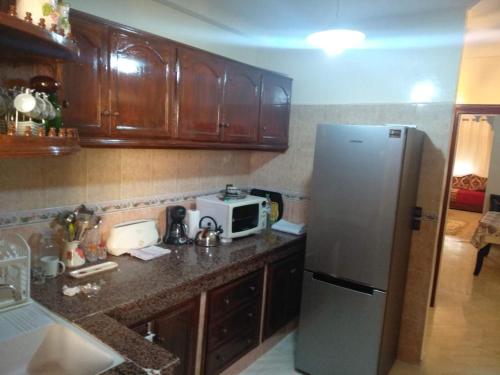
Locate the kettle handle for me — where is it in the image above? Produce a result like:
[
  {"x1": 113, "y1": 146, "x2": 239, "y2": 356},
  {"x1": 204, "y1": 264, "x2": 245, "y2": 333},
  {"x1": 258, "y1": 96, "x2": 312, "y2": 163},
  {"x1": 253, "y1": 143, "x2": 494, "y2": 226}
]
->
[{"x1": 199, "y1": 216, "x2": 218, "y2": 229}]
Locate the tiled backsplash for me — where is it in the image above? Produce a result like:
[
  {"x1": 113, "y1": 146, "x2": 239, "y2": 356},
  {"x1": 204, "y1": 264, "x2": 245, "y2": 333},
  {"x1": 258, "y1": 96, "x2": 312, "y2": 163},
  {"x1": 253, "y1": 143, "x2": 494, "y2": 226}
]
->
[{"x1": 0, "y1": 149, "x2": 251, "y2": 212}]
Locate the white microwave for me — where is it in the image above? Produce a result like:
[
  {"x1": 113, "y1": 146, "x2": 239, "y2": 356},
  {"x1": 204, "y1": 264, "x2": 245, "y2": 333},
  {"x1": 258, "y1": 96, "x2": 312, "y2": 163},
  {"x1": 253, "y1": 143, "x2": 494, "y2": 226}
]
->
[{"x1": 196, "y1": 194, "x2": 267, "y2": 240}]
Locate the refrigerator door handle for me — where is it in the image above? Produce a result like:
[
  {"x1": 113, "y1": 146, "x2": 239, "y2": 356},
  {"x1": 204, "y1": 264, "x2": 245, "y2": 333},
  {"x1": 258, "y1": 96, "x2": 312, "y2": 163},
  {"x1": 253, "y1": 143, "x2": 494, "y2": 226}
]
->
[
  {"x1": 412, "y1": 206, "x2": 423, "y2": 230},
  {"x1": 312, "y1": 272, "x2": 376, "y2": 296}
]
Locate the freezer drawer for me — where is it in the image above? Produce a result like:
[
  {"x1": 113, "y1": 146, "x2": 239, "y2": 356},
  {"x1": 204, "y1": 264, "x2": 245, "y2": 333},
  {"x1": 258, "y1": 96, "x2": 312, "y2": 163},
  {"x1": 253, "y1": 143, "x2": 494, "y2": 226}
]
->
[{"x1": 295, "y1": 271, "x2": 386, "y2": 375}]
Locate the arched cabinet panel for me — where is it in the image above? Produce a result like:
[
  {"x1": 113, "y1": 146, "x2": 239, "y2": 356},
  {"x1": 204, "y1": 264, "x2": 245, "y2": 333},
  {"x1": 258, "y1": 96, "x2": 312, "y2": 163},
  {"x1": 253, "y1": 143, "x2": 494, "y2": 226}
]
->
[
  {"x1": 259, "y1": 73, "x2": 292, "y2": 145},
  {"x1": 109, "y1": 29, "x2": 174, "y2": 138},
  {"x1": 176, "y1": 48, "x2": 224, "y2": 142}
]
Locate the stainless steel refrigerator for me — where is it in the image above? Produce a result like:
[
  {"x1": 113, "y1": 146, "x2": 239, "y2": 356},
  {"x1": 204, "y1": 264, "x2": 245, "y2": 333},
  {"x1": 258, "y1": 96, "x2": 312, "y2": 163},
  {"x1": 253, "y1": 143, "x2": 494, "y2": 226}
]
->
[{"x1": 295, "y1": 124, "x2": 423, "y2": 375}]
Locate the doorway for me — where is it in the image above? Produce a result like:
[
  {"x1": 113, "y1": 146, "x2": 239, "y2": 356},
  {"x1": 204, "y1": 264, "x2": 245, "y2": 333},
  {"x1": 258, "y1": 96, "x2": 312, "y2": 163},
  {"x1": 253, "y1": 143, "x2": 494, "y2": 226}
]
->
[
  {"x1": 420, "y1": 105, "x2": 500, "y2": 373},
  {"x1": 432, "y1": 105, "x2": 500, "y2": 306}
]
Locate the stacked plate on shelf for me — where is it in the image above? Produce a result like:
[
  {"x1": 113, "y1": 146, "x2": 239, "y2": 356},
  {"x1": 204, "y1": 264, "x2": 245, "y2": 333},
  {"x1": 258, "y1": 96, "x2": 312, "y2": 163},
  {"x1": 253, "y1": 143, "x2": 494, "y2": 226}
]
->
[{"x1": 15, "y1": 121, "x2": 44, "y2": 136}]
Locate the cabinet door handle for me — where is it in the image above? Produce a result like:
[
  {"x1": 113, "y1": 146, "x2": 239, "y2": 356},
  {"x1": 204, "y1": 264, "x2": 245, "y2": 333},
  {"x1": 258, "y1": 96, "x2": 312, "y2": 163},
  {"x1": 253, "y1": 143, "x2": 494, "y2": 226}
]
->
[
  {"x1": 249, "y1": 285, "x2": 256, "y2": 292},
  {"x1": 221, "y1": 327, "x2": 228, "y2": 335},
  {"x1": 263, "y1": 125, "x2": 267, "y2": 131},
  {"x1": 224, "y1": 297, "x2": 230, "y2": 305},
  {"x1": 225, "y1": 123, "x2": 230, "y2": 128},
  {"x1": 247, "y1": 312, "x2": 254, "y2": 318},
  {"x1": 101, "y1": 110, "x2": 110, "y2": 116},
  {"x1": 290, "y1": 268, "x2": 297, "y2": 274},
  {"x1": 112, "y1": 112, "x2": 120, "y2": 117}
]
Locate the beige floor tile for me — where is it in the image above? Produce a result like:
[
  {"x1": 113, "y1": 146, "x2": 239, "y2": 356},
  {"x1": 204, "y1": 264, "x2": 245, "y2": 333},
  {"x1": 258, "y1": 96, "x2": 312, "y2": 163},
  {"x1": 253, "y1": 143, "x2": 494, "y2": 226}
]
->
[{"x1": 392, "y1": 209, "x2": 500, "y2": 374}]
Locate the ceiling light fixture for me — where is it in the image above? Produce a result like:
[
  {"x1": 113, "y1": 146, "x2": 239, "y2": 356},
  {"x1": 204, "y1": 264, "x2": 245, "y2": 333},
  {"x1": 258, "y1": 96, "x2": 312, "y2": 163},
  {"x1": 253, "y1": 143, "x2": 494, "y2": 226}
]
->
[
  {"x1": 307, "y1": 29, "x2": 366, "y2": 55},
  {"x1": 306, "y1": 0, "x2": 365, "y2": 55}
]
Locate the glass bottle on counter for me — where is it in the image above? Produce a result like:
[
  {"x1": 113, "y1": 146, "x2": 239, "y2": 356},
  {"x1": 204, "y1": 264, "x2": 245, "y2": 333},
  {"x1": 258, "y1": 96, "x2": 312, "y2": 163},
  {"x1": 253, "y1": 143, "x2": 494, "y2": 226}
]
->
[{"x1": 265, "y1": 194, "x2": 273, "y2": 229}]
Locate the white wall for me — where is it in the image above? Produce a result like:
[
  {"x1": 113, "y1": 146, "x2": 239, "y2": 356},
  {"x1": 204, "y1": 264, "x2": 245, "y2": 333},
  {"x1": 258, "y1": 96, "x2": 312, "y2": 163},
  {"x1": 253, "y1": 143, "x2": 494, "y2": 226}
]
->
[
  {"x1": 70, "y1": 0, "x2": 258, "y2": 65},
  {"x1": 456, "y1": 0, "x2": 500, "y2": 104},
  {"x1": 484, "y1": 116, "x2": 500, "y2": 210},
  {"x1": 457, "y1": 42, "x2": 500, "y2": 104},
  {"x1": 254, "y1": 9, "x2": 467, "y2": 105},
  {"x1": 70, "y1": 1, "x2": 469, "y2": 106}
]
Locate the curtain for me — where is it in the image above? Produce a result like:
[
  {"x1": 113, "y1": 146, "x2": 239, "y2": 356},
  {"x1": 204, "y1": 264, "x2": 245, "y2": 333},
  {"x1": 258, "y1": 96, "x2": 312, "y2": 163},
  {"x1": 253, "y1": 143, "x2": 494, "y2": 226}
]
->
[{"x1": 453, "y1": 115, "x2": 494, "y2": 177}]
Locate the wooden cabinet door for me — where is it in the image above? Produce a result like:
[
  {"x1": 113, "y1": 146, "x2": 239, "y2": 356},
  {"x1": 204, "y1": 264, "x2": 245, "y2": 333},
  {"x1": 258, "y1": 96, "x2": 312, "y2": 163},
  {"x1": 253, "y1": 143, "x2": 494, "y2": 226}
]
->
[
  {"x1": 264, "y1": 247, "x2": 305, "y2": 339},
  {"x1": 259, "y1": 73, "x2": 292, "y2": 145},
  {"x1": 153, "y1": 297, "x2": 200, "y2": 375},
  {"x1": 176, "y1": 48, "x2": 224, "y2": 142},
  {"x1": 109, "y1": 29, "x2": 173, "y2": 138},
  {"x1": 61, "y1": 12, "x2": 109, "y2": 137},
  {"x1": 221, "y1": 63, "x2": 260, "y2": 143}
]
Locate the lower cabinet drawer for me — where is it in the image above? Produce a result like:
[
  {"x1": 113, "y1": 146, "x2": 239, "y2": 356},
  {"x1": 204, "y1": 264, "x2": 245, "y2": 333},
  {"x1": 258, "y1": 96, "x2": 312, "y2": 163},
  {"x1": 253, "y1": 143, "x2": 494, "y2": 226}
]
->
[
  {"x1": 207, "y1": 301, "x2": 260, "y2": 351},
  {"x1": 208, "y1": 270, "x2": 263, "y2": 320},
  {"x1": 205, "y1": 328, "x2": 259, "y2": 375}
]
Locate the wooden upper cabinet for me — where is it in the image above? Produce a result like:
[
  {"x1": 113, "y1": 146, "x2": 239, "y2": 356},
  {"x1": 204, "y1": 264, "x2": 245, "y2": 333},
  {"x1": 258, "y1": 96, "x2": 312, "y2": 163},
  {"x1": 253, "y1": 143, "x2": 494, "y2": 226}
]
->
[
  {"x1": 221, "y1": 63, "x2": 261, "y2": 143},
  {"x1": 61, "y1": 12, "x2": 109, "y2": 137},
  {"x1": 59, "y1": 11, "x2": 292, "y2": 150},
  {"x1": 259, "y1": 73, "x2": 292, "y2": 145},
  {"x1": 109, "y1": 29, "x2": 173, "y2": 138},
  {"x1": 176, "y1": 48, "x2": 225, "y2": 142}
]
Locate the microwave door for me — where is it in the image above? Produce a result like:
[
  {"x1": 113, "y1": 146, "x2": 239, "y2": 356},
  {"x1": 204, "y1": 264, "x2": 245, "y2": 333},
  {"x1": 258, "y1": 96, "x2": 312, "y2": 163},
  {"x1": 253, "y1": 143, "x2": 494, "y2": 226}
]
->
[{"x1": 232, "y1": 204, "x2": 259, "y2": 233}]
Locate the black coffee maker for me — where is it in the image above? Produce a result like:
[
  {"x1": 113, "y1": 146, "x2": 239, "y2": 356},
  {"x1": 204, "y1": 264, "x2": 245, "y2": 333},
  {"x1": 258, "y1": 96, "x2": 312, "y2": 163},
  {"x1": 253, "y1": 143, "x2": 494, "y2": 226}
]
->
[{"x1": 164, "y1": 205, "x2": 189, "y2": 245}]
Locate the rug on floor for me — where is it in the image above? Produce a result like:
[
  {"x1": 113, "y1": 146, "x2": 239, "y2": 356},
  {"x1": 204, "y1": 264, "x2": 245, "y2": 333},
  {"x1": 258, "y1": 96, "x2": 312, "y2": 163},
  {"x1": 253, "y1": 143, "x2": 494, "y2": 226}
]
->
[{"x1": 445, "y1": 219, "x2": 467, "y2": 235}]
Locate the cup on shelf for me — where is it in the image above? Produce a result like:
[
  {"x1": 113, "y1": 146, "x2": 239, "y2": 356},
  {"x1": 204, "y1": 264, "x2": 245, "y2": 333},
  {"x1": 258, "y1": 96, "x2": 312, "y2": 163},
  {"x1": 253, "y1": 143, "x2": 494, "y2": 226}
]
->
[{"x1": 13, "y1": 89, "x2": 36, "y2": 113}]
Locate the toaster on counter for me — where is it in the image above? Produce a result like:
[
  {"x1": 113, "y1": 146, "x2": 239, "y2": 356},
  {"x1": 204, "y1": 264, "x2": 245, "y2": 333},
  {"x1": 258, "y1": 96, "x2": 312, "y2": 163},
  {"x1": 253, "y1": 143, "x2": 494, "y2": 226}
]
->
[{"x1": 106, "y1": 220, "x2": 160, "y2": 256}]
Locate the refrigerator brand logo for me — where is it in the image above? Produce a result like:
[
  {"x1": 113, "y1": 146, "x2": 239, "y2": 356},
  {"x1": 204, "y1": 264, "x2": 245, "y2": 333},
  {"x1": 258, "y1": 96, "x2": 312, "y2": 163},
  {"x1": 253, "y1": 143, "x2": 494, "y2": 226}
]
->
[
  {"x1": 349, "y1": 140, "x2": 363, "y2": 143},
  {"x1": 389, "y1": 129, "x2": 402, "y2": 138}
]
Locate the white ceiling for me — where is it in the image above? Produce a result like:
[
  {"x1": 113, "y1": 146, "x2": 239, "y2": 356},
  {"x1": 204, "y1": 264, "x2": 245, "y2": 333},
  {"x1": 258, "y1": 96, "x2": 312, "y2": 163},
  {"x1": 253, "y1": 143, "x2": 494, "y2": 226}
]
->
[{"x1": 156, "y1": 0, "x2": 477, "y2": 38}]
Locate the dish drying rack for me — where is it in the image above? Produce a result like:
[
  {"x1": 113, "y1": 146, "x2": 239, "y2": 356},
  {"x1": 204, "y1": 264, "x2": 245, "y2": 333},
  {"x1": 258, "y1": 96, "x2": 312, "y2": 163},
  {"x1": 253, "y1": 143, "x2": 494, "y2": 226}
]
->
[{"x1": 0, "y1": 233, "x2": 30, "y2": 311}]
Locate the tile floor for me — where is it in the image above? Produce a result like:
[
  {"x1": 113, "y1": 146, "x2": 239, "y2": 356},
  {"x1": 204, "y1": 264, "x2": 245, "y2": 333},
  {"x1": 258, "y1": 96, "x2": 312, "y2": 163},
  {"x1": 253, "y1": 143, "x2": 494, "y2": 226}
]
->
[{"x1": 241, "y1": 209, "x2": 500, "y2": 375}]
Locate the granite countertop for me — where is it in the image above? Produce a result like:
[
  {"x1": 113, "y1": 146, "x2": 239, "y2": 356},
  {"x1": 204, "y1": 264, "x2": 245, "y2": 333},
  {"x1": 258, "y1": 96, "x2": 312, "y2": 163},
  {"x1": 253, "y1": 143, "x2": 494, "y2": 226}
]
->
[{"x1": 32, "y1": 230, "x2": 305, "y2": 374}]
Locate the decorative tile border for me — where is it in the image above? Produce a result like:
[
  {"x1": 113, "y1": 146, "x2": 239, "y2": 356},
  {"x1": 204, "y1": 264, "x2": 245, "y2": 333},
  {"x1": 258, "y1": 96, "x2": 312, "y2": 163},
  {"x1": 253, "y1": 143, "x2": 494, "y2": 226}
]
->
[{"x1": 0, "y1": 187, "x2": 309, "y2": 229}]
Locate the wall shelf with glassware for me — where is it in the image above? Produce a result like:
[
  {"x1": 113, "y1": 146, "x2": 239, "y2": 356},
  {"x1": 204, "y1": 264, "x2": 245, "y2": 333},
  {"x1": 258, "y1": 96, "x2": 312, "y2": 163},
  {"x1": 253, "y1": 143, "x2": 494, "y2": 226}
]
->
[
  {"x1": 0, "y1": 134, "x2": 81, "y2": 158},
  {"x1": 0, "y1": 11, "x2": 79, "y2": 61}
]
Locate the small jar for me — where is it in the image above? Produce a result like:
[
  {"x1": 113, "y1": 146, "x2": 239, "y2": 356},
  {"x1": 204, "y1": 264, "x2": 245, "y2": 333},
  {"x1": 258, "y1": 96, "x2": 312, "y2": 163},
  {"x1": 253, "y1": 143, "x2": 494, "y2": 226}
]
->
[
  {"x1": 83, "y1": 229, "x2": 99, "y2": 263},
  {"x1": 97, "y1": 240, "x2": 107, "y2": 260},
  {"x1": 7, "y1": 124, "x2": 16, "y2": 136}
]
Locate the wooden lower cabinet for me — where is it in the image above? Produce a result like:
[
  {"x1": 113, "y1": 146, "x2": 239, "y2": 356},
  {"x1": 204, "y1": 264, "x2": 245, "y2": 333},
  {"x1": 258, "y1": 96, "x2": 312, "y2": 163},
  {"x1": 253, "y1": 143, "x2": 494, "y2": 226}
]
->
[
  {"x1": 204, "y1": 270, "x2": 264, "y2": 375},
  {"x1": 131, "y1": 297, "x2": 200, "y2": 375},
  {"x1": 205, "y1": 327, "x2": 259, "y2": 375},
  {"x1": 128, "y1": 240, "x2": 306, "y2": 375},
  {"x1": 264, "y1": 245, "x2": 305, "y2": 339}
]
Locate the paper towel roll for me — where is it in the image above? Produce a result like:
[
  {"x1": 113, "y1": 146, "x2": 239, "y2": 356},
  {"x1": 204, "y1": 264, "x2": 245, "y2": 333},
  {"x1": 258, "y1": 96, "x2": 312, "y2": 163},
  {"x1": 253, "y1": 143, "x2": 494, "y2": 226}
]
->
[{"x1": 186, "y1": 209, "x2": 200, "y2": 239}]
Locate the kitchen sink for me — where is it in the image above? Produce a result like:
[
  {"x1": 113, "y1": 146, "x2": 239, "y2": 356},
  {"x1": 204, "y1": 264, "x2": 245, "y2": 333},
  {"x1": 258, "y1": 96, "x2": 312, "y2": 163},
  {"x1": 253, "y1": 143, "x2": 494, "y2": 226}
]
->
[{"x1": 0, "y1": 302, "x2": 124, "y2": 375}]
